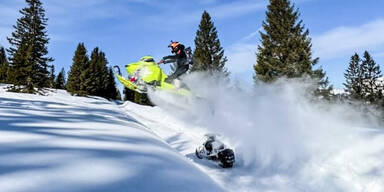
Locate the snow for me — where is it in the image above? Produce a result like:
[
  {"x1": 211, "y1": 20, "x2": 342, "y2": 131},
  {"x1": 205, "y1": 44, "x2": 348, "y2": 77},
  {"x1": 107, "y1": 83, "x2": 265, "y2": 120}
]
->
[
  {"x1": 1, "y1": 77, "x2": 384, "y2": 192},
  {"x1": 332, "y1": 88, "x2": 346, "y2": 95},
  {"x1": 143, "y1": 74, "x2": 384, "y2": 192},
  {"x1": 0, "y1": 84, "x2": 223, "y2": 192}
]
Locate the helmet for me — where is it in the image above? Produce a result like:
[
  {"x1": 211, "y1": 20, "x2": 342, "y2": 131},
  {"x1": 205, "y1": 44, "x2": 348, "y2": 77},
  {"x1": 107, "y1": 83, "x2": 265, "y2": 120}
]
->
[
  {"x1": 168, "y1": 41, "x2": 180, "y2": 49},
  {"x1": 168, "y1": 41, "x2": 183, "y2": 53}
]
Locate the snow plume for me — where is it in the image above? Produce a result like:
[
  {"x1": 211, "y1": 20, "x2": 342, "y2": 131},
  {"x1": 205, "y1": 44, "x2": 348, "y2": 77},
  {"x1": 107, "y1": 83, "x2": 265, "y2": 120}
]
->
[{"x1": 149, "y1": 73, "x2": 384, "y2": 191}]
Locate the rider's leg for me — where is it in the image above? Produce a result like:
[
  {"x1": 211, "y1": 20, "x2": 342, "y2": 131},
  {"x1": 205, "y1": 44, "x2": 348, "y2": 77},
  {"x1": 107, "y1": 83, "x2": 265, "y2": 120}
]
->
[{"x1": 165, "y1": 65, "x2": 189, "y2": 83}]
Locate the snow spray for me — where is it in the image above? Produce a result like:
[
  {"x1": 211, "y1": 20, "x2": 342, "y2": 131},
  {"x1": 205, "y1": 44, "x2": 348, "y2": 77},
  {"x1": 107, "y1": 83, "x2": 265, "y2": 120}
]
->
[{"x1": 148, "y1": 72, "x2": 384, "y2": 191}]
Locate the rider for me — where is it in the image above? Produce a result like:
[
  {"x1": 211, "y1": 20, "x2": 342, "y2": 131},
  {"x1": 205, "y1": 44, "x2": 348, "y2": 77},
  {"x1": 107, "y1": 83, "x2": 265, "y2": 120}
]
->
[{"x1": 158, "y1": 41, "x2": 189, "y2": 83}]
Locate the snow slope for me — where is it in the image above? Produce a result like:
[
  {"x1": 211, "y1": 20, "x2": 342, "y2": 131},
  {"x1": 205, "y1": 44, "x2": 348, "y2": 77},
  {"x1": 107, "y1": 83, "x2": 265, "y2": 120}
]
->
[
  {"x1": 132, "y1": 74, "x2": 384, "y2": 192},
  {"x1": 0, "y1": 84, "x2": 223, "y2": 192},
  {"x1": 124, "y1": 100, "x2": 384, "y2": 192},
  {"x1": 2, "y1": 78, "x2": 384, "y2": 192}
]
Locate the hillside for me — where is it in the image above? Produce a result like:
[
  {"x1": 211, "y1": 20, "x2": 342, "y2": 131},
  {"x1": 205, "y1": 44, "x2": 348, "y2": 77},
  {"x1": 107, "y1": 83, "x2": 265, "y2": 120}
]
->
[
  {"x1": 0, "y1": 84, "x2": 223, "y2": 192},
  {"x1": 1, "y1": 83, "x2": 384, "y2": 192}
]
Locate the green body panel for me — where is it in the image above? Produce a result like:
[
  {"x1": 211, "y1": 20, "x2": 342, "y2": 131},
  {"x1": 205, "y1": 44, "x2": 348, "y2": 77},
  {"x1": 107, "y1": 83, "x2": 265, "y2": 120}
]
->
[
  {"x1": 115, "y1": 56, "x2": 189, "y2": 96},
  {"x1": 125, "y1": 61, "x2": 167, "y2": 83},
  {"x1": 116, "y1": 74, "x2": 138, "y2": 91}
]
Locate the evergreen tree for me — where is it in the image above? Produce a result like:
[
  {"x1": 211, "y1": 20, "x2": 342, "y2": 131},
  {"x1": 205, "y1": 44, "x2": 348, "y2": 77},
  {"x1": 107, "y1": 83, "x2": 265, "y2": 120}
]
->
[
  {"x1": 54, "y1": 68, "x2": 66, "y2": 89},
  {"x1": 192, "y1": 11, "x2": 228, "y2": 77},
  {"x1": 105, "y1": 67, "x2": 118, "y2": 100},
  {"x1": 67, "y1": 43, "x2": 89, "y2": 95},
  {"x1": 116, "y1": 89, "x2": 122, "y2": 101},
  {"x1": 0, "y1": 46, "x2": 9, "y2": 83},
  {"x1": 49, "y1": 65, "x2": 55, "y2": 88},
  {"x1": 82, "y1": 47, "x2": 109, "y2": 97},
  {"x1": 67, "y1": 44, "x2": 115, "y2": 99},
  {"x1": 6, "y1": 0, "x2": 53, "y2": 93},
  {"x1": 313, "y1": 67, "x2": 333, "y2": 99},
  {"x1": 344, "y1": 53, "x2": 364, "y2": 100},
  {"x1": 254, "y1": 0, "x2": 330, "y2": 95},
  {"x1": 361, "y1": 51, "x2": 382, "y2": 103}
]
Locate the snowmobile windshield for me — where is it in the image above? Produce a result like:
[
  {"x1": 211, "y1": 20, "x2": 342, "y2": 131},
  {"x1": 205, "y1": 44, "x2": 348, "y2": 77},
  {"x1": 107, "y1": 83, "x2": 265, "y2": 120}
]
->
[{"x1": 139, "y1": 56, "x2": 155, "y2": 62}]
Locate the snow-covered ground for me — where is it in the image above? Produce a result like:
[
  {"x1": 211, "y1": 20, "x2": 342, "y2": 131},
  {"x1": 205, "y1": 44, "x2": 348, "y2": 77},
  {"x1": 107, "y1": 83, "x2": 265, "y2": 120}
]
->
[
  {"x1": 1, "y1": 79, "x2": 384, "y2": 192},
  {"x1": 0, "y1": 84, "x2": 223, "y2": 192},
  {"x1": 123, "y1": 96, "x2": 384, "y2": 192},
  {"x1": 143, "y1": 75, "x2": 384, "y2": 192}
]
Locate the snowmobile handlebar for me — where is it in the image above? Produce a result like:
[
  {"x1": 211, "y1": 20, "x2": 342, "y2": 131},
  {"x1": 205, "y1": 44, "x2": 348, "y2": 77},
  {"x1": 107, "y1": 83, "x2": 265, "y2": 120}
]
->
[{"x1": 113, "y1": 65, "x2": 122, "y2": 76}]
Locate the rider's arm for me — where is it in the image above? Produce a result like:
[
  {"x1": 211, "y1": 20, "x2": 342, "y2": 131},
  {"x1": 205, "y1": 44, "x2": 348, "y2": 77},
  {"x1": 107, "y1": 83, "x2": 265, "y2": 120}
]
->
[{"x1": 162, "y1": 55, "x2": 177, "y2": 64}]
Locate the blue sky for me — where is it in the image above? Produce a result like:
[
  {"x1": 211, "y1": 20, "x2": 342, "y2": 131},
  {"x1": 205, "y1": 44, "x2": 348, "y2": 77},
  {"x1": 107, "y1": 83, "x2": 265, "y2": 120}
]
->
[{"x1": 0, "y1": 0, "x2": 384, "y2": 89}]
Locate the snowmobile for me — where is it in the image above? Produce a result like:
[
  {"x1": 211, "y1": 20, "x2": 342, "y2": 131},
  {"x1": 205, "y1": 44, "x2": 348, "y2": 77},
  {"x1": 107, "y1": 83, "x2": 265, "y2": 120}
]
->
[
  {"x1": 114, "y1": 55, "x2": 191, "y2": 96},
  {"x1": 195, "y1": 134, "x2": 235, "y2": 168}
]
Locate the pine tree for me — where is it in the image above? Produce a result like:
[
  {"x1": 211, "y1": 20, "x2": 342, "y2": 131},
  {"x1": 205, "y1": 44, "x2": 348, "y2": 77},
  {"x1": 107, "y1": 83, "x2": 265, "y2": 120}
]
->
[
  {"x1": 82, "y1": 47, "x2": 109, "y2": 97},
  {"x1": 105, "y1": 67, "x2": 118, "y2": 100},
  {"x1": 67, "y1": 43, "x2": 89, "y2": 95},
  {"x1": 344, "y1": 53, "x2": 364, "y2": 100},
  {"x1": 192, "y1": 11, "x2": 228, "y2": 77},
  {"x1": 313, "y1": 67, "x2": 333, "y2": 99},
  {"x1": 67, "y1": 45, "x2": 114, "y2": 99},
  {"x1": 116, "y1": 89, "x2": 122, "y2": 101},
  {"x1": 361, "y1": 51, "x2": 382, "y2": 103},
  {"x1": 254, "y1": 0, "x2": 329, "y2": 92},
  {"x1": 98, "y1": 52, "x2": 110, "y2": 98},
  {"x1": 0, "y1": 46, "x2": 9, "y2": 83},
  {"x1": 54, "y1": 68, "x2": 66, "y2": 89},
  {"x1": 80, "y1": 47, "x2": 98, "y2": 96},
  {"x1": 49, "y1": 65, "x2": 55, "y2": 88},
  {"x1": 7, "y1": 0, "x2": 53, "y2": 93}
]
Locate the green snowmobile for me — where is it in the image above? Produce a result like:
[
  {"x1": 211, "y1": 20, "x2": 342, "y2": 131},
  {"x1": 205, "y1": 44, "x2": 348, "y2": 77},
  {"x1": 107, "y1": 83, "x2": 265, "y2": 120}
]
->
[{"x1": 114, "y1": 55, "x2": 190, "y2": 96}]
